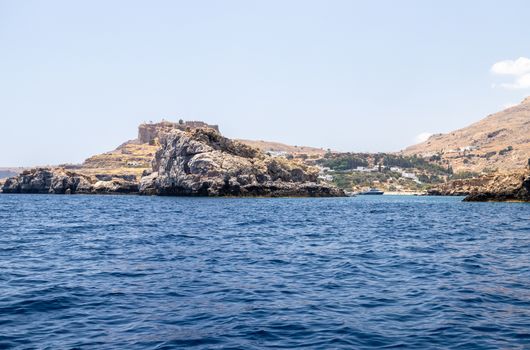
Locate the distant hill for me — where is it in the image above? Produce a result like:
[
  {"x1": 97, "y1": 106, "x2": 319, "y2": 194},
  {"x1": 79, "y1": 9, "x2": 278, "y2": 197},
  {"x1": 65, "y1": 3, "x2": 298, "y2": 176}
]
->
[
  {"x1": 403, "y1": 96, "x2": 530, "y2": 172},
  {"x1": 237, "y1": 139, "x2": 326, "y2": 156}
]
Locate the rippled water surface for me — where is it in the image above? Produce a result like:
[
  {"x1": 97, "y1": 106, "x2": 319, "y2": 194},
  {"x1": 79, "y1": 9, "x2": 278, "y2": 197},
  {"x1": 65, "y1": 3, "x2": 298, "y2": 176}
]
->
[{"x1": 0, "y1": 195, "x2": 529, "y2": 349}]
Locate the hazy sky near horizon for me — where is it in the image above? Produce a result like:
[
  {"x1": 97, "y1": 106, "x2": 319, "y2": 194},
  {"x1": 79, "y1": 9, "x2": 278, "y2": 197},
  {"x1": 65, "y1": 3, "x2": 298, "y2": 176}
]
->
[{"x1": 1, "y1": 0, "x2": 530, "y2": 166}]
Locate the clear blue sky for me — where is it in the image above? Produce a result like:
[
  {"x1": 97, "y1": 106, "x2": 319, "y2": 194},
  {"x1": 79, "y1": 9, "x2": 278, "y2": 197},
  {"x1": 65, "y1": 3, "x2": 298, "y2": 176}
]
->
[{"x1": 1, "y1": 0, "x2": 530, "y2": 166}]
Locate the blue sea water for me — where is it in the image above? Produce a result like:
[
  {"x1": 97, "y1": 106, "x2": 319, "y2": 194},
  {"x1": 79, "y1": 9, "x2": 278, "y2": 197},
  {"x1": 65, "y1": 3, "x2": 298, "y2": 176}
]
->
[{"x1": 0, "y1": 195, "x2": 529, "y2": 349}]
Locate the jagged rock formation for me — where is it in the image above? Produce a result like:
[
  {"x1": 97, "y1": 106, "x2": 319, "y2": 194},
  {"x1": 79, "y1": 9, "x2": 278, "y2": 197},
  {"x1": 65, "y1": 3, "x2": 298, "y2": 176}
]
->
[
  {"x1": 2, "y1": 127, "x2": 344, "y2": 197},
  {"x1": 428, "y1": 159, "x2": 530, "y2": 202},
  {"x1": 1, "y1": 168, "x2": 139, "y2": 194},
  {"x1": 139, "y1": 128, "x2": 345, "y2": 197},
  {"x1": 403, "y1": 96, "x2": 530, "y2": 172}
]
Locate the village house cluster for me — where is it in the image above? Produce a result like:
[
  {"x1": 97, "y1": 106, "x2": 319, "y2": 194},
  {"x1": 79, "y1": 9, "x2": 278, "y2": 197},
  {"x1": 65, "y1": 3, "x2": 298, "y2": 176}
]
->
[{"x1": 317, "y1": 164, "x2": 422, "y2": 184}]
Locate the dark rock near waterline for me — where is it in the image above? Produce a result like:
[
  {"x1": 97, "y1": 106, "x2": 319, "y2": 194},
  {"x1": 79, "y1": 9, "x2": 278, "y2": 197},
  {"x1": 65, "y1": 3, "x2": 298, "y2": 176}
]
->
[
  {"x1": 426, "y1": 159, "x2": 530, "y2": 202},
  {"x1": 1, "y1": 168, "x2": 138, "y2": 195},
  {"x1": 1, "y1": 168, "x2": 89, "y2": 194},
  {"x1": 463, "y1": 171, "x2": 530, "y2": 202},
  {"x1": 456, "y1": 159, "x2": 530, "y2": 202}
]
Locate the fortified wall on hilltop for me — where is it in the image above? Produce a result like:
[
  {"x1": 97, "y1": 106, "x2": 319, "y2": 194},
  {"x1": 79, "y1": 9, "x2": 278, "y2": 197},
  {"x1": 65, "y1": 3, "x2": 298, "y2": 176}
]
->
[{"x1": 138, "y1": 120, "x2": 219, "y2": 144}]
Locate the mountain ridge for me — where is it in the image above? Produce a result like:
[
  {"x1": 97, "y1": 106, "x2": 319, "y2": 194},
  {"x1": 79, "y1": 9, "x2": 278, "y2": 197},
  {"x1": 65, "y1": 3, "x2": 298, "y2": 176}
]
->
[{"x1": 402, "y1": 96, "x2": 530, "y2": 172}]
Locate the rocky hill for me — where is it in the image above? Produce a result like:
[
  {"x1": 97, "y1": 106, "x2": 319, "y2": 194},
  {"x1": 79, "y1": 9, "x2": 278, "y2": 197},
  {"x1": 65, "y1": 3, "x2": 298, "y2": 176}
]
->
[
  {"x1": 72, "y1": 121, "x2": 327, "y2": 179},
  {"x1": 78, "y1": 141, "x2": 158, "y2": 177},
  {"x1": 403, "y1": 97, "x2": 530, "y2": 173},
  {"x1": 69, "y1": 121, "x2": 219, "y2": 178},
  {"x1": 2, "y1": 123, "x2": 344, "y2": 197},
  {"x1": 140, "y1": 128, "x2": 344, "y2": 197}
]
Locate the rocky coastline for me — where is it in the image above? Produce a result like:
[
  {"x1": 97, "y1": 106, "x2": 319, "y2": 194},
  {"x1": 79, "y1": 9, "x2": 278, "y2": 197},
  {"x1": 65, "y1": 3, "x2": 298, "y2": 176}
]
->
[
  {"x1": 3, "y1": 119, "x2": 527, "y2": 201},
  {"x1": 427, "y1": 159, "x2": 530, "y2": 202},
  {"x1": 138, "y1": 128, "x2": 344, "y2": 197},
  {"x1": 1, "y1": 127, "x2": 345, "y2": 197},
  {"x1": 1, "y1": 168, "x2": 139, "y2": 195},
  {"x1": 462, "y1": 169, "x2": 530, "y2": 202}
]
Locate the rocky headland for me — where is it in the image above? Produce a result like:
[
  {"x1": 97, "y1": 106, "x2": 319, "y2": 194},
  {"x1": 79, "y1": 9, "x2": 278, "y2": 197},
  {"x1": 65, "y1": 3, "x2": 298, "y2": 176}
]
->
[
  {"x1": 428, "y1": 159, "x2": 530, "y2": 202},
  {"x1": 462, "y1": 168, "x2": 530, "y2": 203},
  {"x1": 139, "y1": 127, "x2": 343, "y2": 197},
  {"x1": 1, "y1": 124, "x2": 344, "y2": 197}
]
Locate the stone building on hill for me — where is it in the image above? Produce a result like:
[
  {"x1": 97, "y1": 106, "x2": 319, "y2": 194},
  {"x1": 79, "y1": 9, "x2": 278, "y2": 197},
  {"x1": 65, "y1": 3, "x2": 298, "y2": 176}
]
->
[{"x1": 138, "y1": 120, "x2": 219, "y2": 144}]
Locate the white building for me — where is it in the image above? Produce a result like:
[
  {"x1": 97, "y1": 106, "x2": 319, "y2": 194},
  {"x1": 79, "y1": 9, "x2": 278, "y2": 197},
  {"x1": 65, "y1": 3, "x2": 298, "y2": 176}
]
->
[
  {"x1": 318, "y1": 174, "x2": 334, "y2": 181},
  {"x1": 267, "y1": 151, "x2": 288, "y2": 157}
]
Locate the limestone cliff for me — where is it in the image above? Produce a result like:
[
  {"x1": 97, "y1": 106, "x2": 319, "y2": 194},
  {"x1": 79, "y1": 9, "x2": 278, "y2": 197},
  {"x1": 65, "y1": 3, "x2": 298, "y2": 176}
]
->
[{"x1": 140, "y1": 128, "x2": 344, "y2": 197}]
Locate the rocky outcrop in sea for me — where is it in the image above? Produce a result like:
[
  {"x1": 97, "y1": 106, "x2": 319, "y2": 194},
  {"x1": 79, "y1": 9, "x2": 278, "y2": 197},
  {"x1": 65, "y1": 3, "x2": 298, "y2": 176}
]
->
[
  {"x1": 1, "y1": 128, "x2": 344, "y2": 197},
  {"x1": 428, "y1": 159, "x2": 530, "y2": 202},
  {"x1": 139, "y1": 128, "x2": 344, "y2": 197},
  {"x1": 427, "y1": 178, "x2": 486, "y2": 196},
  {"x1": 1, "y1": 168, "x2": 139, "y2": 194},
  {"x1": 463, "y1": 166, "x2": 530, "y2": 202}
]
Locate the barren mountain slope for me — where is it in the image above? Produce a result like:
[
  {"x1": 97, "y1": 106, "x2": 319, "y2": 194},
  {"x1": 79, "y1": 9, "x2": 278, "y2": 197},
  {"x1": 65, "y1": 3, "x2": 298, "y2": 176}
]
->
[
  {"x1": 403, "y1": 97, "x2": 530, "y2": 172},
  {"x1": 237, "y1": 139, "x2": 326, "y2": 156}
]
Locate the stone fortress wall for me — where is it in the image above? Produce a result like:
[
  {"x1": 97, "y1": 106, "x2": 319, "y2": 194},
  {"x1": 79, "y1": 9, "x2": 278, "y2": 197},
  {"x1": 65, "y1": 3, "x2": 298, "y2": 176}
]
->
[{"x1": 138, "y1": 120, "x2": 220, "y2": 144}]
